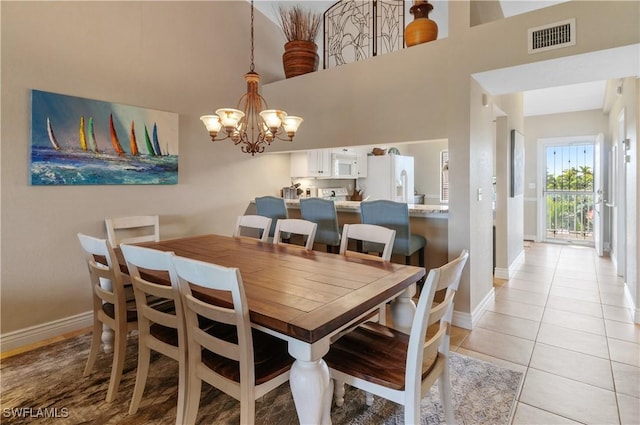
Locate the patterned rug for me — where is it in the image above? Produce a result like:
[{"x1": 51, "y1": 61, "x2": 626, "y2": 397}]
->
[{"x1": 1, "y1": 333, "x2": 522, "y2": 424}]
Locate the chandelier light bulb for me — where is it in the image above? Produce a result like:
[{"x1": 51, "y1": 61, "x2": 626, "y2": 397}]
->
[
  {"x1": 200, "y1": 115, "x2": 222, "y2": 139},
  {"x1": 260, "y1": 110, "x2": 286, "y2": 131},
  {"x1": 283, "y1": 116, "x2": 303, "y2": 138},
  {"x1": 216, "y1": 108, "x2": 244, "y2": 131}
]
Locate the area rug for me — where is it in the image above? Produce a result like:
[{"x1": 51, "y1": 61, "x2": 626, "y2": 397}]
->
[{"x1": 1, "y1": 333, "x2": 522, "y2": 424}]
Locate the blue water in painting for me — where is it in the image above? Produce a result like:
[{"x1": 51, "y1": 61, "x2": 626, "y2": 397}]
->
[{"x1": 31, "y1": 146, "x2": 178, "y2": 185}]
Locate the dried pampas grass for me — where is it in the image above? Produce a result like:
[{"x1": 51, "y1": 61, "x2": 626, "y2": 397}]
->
[{"x1": 277, "y1": 5, "x2": 322, "y2": 42}]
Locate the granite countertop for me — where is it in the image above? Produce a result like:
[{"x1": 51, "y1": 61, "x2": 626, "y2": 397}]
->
[{"x1": 282, "y1": 199, "x2": 448, "y2": 218}]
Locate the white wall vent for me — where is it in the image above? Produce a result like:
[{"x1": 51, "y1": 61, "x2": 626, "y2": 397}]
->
[{"x1": 528, "y1": 18, "x2": 576, "y2": 54}]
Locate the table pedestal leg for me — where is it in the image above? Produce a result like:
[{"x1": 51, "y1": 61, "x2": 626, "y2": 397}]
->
[
  {"x1": 290, "y1": 358, "x2": 332, "y2": 425},
  {"x1": 390, "y1": 283, "x2": 417, "y2": 334},
  {"x1": 102, "y1": 324, "x2": 113, "y2": 353}
]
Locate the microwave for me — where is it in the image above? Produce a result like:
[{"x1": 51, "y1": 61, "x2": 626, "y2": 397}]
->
[{"x1": 331, "y1": 153, "x2": 358, "y2": 178}]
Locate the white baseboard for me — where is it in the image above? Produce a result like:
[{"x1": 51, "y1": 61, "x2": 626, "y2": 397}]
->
[
  {"x1": 623, "y1": 283, "x2": 640, "y2": 324},
  {"x1": 494, "y1": 249, "x2": 525, "y2": 280},
  {"x1": 524, "y1": 234, "x2": 537, "y2": 242},
  {"x1": 0, "y1": 311, "x2": 93, "y2": 353},
  {"x1": 494, "y1": 268, "x2": 509, "y2": 279},
  {"x1": 452, "y1": 287, "x2": 495, "y2": 330}
]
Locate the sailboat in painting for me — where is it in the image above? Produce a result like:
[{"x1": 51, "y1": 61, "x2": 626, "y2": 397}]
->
[
  {"x1": 109, "y1": 114, "x2": 126, "y2": 156},
  {"x1": 152, "y1": 123, "x2": 162, "y2": 156},
  {"x1": 79, "y1": 116, "x2": 88, "y2": 151},
  {"x1": 46, "y1": 117, "x2": 61, "y2": 151},
  {"x1": 144, "y1": 125, "x2": 155, "y2": 156},
  {"x1": 129, "y1": 121, "x2": 139, "y2": 156},
  {"x1": 88, "y1": 117, "x2": 99, "y2": 153}
]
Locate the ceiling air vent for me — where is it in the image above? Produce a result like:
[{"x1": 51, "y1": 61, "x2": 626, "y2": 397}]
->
[{"x1": 528, "y1": 18, "x2": 576, "y2": 54}]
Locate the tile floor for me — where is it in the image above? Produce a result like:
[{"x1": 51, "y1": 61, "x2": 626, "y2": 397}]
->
[{"x1": 454, "y1": 242, "x2": 640, "y2": 425}]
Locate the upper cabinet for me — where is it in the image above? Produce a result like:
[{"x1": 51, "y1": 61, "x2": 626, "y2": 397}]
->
[
  {"x1": 291, "y1": 147, "x2": 369, "y2": 178},
  {"x1": 355, "y1": 148, "x2": 368, "y2": 178},
  {"x1": 290, "y1": 150, "x2": 332, "y2": 178}
]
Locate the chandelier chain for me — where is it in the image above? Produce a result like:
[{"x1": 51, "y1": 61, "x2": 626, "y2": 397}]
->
[{"x1": 250, "y1": 0, "x2": 255, "y2": 72}]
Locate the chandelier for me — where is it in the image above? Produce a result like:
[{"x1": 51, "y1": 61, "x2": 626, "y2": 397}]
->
[{"x1": 200, "y1": 0, "x2": 303, "y2": 156}]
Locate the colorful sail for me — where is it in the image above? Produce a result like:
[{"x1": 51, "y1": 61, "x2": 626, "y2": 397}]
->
[
  {"x1": 79, "y1": 116, "x2": 88, "y2": 151},
  {"x1": 109, "y1": 114, "x2": 125, "y2": 156},
  {"x1": 46, "y1": 117, "x2": 61, "y2": 150},
  {"x1": 144, "y1": 125, "x2": 155, "y2": 156},
  {"x1": 152, "y1": 123, "x2": 162, "y2": 156},
  {"x1": 129, "y1": 121, "x2": 139, "y2": 155},
  {"x1": 88, "y1": 117, "x2": 99, "y2": 153}
]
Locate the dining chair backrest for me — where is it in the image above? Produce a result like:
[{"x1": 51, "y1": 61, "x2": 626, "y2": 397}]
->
[
  {"x1": 77, "y1": 233, "x2": 136, "y2": 402},
  {"x1": 172, "y1": 255, "x2": 292, "y2": 424},
  {"x1": 299, "y1": 198, "x2": 341, "y2": 249},
  {"x1": 255, "y1": 196, "x2": 288, "y2": 238},
  {"x1": 78, "y1": 233, "x2": 128, "y2": 328},
  {"x1": 359, "y1": 200, "x2": 411, "y2": 254},
  {"x1": 105, "y1": 215, "x2": 160, "y2": 246},
  {"x1": 273, "y1": 218, "x2": 318, "y2": 250},
  {"x1": 120, "y1": 244, "x2": 187, "y2": 423},
  {"x1": 233, "y1": 215, "x2": 272, "y2": 242},
  {"x1": 409, "y1": 248, "x2": 468, "y2": 377},
  {"x1": 339, "y1": 223, "x2": 396, "y2": 262}
]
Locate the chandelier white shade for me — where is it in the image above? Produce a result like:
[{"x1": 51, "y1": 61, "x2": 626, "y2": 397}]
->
[{"x1": 200, "y1": 1, "x2": 303, "y2": 155}]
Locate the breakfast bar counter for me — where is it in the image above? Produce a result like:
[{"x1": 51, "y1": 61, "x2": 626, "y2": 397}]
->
[
  {"x1": 284, "y1": 199, "x2": 449, "y2": 218},
  {"x1": 247, "y1": 199, "x2": 449, "y2": 271}
]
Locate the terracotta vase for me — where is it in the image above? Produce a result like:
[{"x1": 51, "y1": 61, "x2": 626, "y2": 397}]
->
[
  {"x1": 405, "y1": 1, "x2": 438, "y2": 47},
  {"x1": 282, "y1": 40, "x2": 319, "y2": 78}
]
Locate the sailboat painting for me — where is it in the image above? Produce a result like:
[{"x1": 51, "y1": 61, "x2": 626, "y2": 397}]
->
[{"x1": 30, "y1": 89, "x2": 178, "y2": 185}]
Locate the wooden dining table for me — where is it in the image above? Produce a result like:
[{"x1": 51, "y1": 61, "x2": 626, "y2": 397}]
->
[{"x1": 118, "y1": 234, "x2": 425, "y2": 424}]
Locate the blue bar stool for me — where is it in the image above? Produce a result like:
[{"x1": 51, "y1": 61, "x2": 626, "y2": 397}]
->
[
  {"x1": 300, "y1": 198, "x2": 341, "y2": 253},
  {"x1": 360, "y1": 200, "x2": 426, "y2": 271},
  {"x1": 255, "y1": 196, "x2": 288, "y2": 239}
]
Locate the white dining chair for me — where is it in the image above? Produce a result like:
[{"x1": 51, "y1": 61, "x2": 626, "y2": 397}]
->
[
  {"x1": 172, "y1": 255, "x2": 294, "y2": 424},
  {"x1": 334, "y1": 223, "x2": 396, "y2": 333},
  {"x1": 120, "y1": 244, "x2": 187, "y2": 425},
  {"x1": 326, "y1": 250, "x2": 469, "y2": 424},
  {"x1": 339, "y1": 223, "x2": 396, "y2": 262},
  {"x1": 77, "y1": 233, "x2": 137, "y2": 403},
  {"x1": 233, "y1": 215, "x2": 272, "y2": 242},
  {"x1": 105, "y1": 215, "x2": 159, "y2": 246},
  {"x1": 273, "y1": 218, "x2": 317, "y2": 250}
]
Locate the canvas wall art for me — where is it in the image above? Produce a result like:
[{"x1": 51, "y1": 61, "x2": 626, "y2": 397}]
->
[{"x1": 30, "y1": 90, "x2": 178, "y2": 185}]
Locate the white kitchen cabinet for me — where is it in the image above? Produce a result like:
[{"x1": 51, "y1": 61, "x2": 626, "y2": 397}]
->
[
  {"x1": 290, "y1": 149, "x2": 332, "y2": 178},
  {"x1": 356, "y1": 150, "x2": 368, "y2": 178}
]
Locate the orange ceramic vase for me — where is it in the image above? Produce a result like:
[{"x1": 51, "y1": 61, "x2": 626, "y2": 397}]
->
[
  {"x1": 282, "y1": 40, "x2": 319, "y2": 78},
  {"x1": 405, "y1": 1, "x2": 438, "y2": 47}
]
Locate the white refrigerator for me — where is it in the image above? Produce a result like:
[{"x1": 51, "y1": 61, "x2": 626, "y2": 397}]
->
[{"x1": 358, "y1": 154, "x2": 414, "y2": 203}]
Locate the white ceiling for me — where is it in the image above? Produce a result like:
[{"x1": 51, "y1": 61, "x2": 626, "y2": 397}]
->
[{"x1": 254, "y1": 1, "x2": 637, "y2": 117}]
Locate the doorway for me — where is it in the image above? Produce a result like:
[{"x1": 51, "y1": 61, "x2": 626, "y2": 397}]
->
[{"x1": 540, "y1": 138, "x2": 597, "y2": 245}]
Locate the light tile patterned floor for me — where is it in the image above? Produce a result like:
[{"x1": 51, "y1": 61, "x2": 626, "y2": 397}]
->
[{"x1": 455, "y1": 242, "x2": 640, "y2": 425}]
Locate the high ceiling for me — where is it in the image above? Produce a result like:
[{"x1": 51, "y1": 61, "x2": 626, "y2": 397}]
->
[{"x1": 253, "y1": 0, "x2": 634, "y2": 117}]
